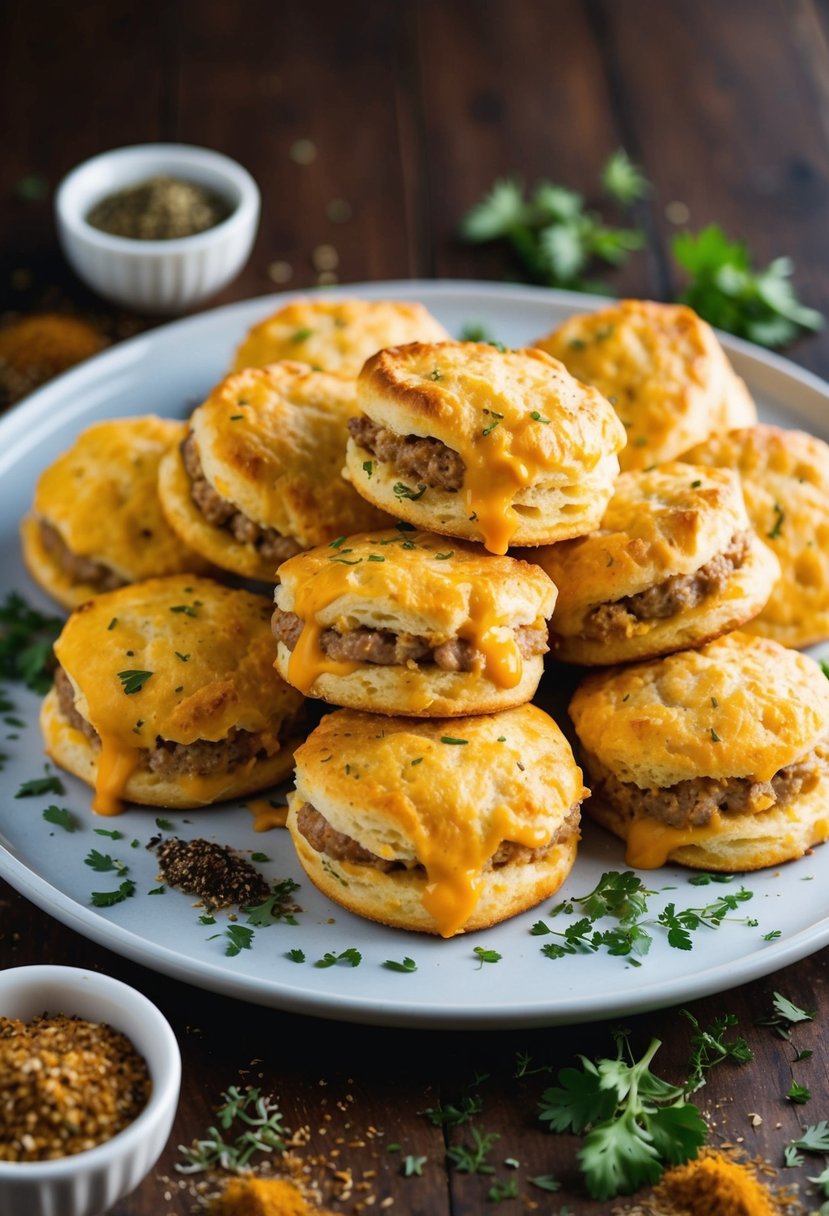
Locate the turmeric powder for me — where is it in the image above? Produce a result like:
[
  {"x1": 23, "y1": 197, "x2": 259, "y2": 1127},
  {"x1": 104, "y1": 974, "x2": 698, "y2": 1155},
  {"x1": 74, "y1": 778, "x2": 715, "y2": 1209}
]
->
[
  {"x1": 213, "y1": 1177, "x2": 338, "y2": 1216},
  {"x1": 652, "y1": 1147, "x2": 782, "y2": 1216},
  {"x1": 0, "y1": 313, "x2": 105, "y2": 405}
]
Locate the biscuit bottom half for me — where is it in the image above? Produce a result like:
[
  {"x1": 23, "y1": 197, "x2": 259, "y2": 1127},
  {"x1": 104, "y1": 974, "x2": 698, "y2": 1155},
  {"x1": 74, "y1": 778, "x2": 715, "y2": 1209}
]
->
[
  {"x1": 41, "y1": 683, "x2": 302, "y2": 811},
  {"x1": 288, "y1": 797, "x2": 581, "y2": 936},
  {"x1": 583, "y1": 743, "x2": 829, "y2": 871}
]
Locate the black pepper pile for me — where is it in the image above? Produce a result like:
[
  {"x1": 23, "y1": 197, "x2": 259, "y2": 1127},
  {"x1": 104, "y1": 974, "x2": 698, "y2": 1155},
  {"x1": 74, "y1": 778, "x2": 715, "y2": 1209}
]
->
[
  {"x1": 86, "y1": 175, "x2": 231, "y2": 240},
  {"x1": 154, "y1": 837, "x2": 270, "y2": 909}
]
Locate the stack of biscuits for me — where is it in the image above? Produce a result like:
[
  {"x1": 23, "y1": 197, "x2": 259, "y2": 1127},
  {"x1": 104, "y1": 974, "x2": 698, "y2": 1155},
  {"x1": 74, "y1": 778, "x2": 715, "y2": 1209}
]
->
[{"x1": 21, "y1": 293, "x2": 829, "y2": 940}]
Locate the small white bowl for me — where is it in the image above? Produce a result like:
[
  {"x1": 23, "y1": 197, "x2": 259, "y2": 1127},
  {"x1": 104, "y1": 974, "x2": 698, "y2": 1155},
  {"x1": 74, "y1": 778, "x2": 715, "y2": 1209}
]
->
[
  {"x1": 0, "y1": 965, "x2": 181, "y2": 1216},
  {"x1": 55, "y1": 143, "x2": 261, "y2": 313}
]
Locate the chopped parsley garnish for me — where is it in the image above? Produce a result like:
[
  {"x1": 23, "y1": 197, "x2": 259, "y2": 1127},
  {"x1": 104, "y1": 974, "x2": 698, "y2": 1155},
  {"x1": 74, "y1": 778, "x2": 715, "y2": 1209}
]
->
[
  {"x1": 244, "y1": 878, "x2": 302, "y2": 927},
  {"x1": 155, "y1": 817, "x2": 174, "y2": 831},
  {"x1": 107, "y1": 617, "x2": 118, "y2": 630},
  {"x1": 767, "y1": 502, "x2": 785, "y2": 540},
  {"x1": 410, "y1": 756, "x2": 424, "y2": 766},
  {"x1": 393, "y1": 481, "x2": 427, "y2": 501},
  {"x1": 530, "y1": 410, "x2": 550, "y2": 423},
  {"x1": 440, "y1": 735, "x2": 468, "y2": 745},
  {"x1": 208, "y1": 924, "x2": 255, "y2": 957},
  {"x1": 0, "y1": 592, "x2": 62, "y2": 693},
  {"x1": 170, "y1": 604, "x2": 198, "y2": 617},
  {"x1": 681, "y1": 1009, "x2": 752, "y2": 1093},
  {"x1": 403, "y1": 1154, "x2": 427, "y2": 1177},
  {"x1": 84, "y1": 849, "x2": 128, "y2": 874},
  {"x1": 314, "y1": 947, "x2": 362, "y2": 968},
  {"x1": 788, "y1": 1081, "x2": 812, "y2": 1105},
  {"x1": 251, "y1": 852, "x2": 270, "y2": 863},
  {"x1": 383, "y1": 957, "x2": 417, "y2": 973},
  {"x1": 42, "y1": 805, "x2": 77, "y2": 832},
  {"x1": 481, "y1": 409, "x2": 504, "y2": 436},
  {"x1": 429, "y1": 367, "x2": 443, "y2": 381},
  {"x1": 175, "y1": 652, "x2": 190, "y2": 662},
  {"x1": 434, "y1": 550, "x2": 454, "y2": 560},
  {"x1": 460, "y1": 322, "x2": 497, "y2": 344},
  {"x1": 362, "y1": 460, "x2": 374, "y2": 479},
  {"x1": 367, "y1": 554, "x2": 385, "y2": 562},
  {"x1": 287, "y1": 948, "x2": 305, "y2": 963},
  {"x1": 117, "y1": 669, "x2": 153, "y2": 695},
  {"x1": 291, "y1": 327, "x2": 313, "y2": 342},
  {"x1": 16, "y1": 772, "x2": 65, "y2": 798},
  {"x1": 90, "y1": 879, "x2": 136, "y2": 907},
  {"x1": 710, "y1": 727, "x2": 721, "y2": 742},
  {"x1": 473, "y1": 946, "x2": 502, "y2": 967}
]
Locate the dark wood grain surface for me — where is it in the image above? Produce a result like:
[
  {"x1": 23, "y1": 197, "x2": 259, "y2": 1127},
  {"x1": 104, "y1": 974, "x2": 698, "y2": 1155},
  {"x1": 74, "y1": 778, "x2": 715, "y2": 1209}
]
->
[{"x1": 3, "y1": 2, "x2": 829, "y2": 1212}]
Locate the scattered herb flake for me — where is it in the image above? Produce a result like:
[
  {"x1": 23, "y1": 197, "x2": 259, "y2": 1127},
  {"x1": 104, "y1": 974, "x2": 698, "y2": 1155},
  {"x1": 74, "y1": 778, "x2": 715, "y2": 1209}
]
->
[
  {"x1": 117, "y1": 669, "x2": 153, "y2": 695},
  {"x1": 383, "y1": 957, "x2": 417, "y2": 973},
  {"x1": 16, "y1": 773, "x2": 65, "y2": 798},
  {"x1": 42, "y1": 804, "x2": 77, "y2": 832}
]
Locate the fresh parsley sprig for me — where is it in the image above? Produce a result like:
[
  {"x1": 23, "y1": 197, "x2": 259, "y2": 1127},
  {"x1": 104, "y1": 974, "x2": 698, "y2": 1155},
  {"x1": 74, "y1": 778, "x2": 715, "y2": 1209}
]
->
[
  {"x1": 681, "y1": 1010, "x2": 753, "y2": 1093},
  {"x1": 0, "y1": 592, "x2": 62, "y2": 693},
  {"x1": 673, "y1": 224, "x2": 823, "y2": 348},
  {"x1": 176, "y1": 1085, "x2": 287, "y2": 1173},
  {"x1": 459, "y1": 153, "x2": 646, "y2": 290},
  {"x1": 539, "y1": 1030, "x2": 706, "y2": 1201}
]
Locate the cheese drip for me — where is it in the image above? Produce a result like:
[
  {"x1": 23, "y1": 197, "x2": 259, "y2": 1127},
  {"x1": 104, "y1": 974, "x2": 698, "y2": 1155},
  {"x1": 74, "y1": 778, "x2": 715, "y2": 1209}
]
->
[
  {"x1": 284, "y1": 548, "x2": 524, "y2": 697},
  {"x1": 413, "y1": 802, "x2": 550, "y2": 938},
  {"x1": 625, "y1": 811, "x2": 727, "y2": 869}
]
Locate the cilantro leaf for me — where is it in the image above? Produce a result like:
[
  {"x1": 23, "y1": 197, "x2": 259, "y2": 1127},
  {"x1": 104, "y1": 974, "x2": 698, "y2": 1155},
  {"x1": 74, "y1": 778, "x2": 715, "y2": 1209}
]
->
[
  {"x1": 90, "y1": 879, "x2": 135, "y2": 907},
  {"x1": 0, "y1": 592, "x2": 61, "y2": 692},
  {"x1": 42, "y1": 805, "x2": 77, "y2": 832},
  {"x1": 16, "y1": 773, "x2": 65, "y2": 798}
]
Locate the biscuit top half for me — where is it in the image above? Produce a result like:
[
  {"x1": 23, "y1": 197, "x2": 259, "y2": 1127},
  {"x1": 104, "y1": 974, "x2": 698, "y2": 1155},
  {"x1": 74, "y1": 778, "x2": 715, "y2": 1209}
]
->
[
  {"x1": 190, "y1": 362, "x2": 385, "y2": 546},
  {"x1": 534, "y1": 463, "x2": 753, "y2": 612},
  {"x1": 535, "y1": 299, "x2": 756, "y2": 469},
  {"x1": 55, "y1": 575, "x2": 303, "y2": 756},
  {"x1": 570, "y1": 631, "x2": 829, "y2": 788},
  {"x1": 276, "y1": 527, "x2": 556, "y2": 635},
  {"x1": 232, "y1": 297, "x2": 450, "y2": 378},
  {"x1": 32, "y1": 415, "x2": 198, "y2": 579}
]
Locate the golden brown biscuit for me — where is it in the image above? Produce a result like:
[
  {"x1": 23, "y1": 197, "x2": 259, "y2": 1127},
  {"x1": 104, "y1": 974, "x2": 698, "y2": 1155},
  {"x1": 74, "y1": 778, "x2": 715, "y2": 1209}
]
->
[
  {"x1": 20, "y1": 416, "x2": 212, "y2": 610},
  {"x1": 42, "y1": 575, "x2": 306, "y2": 815},
  {"x1": 345, "y1": 341, "x2": 626, "y2": 554},
  {"x1": 680, "y1": 425, "x2": 829, "y2": 647},
  {"x1": 157, "y1": 362, "x2": 391, "y2": 581},
  {"x1": 534, "y1": 463, "x2": 779, "y2": 664},
  {"x1": 534, "y1": 300, "x2": 756, "y2": 471},
  {"x1": 273, "y1": 528, "x2": 556, "y2": 715},
  {"x1": 288, "y1": 704, "x2": 585, "y2": 937},
  {"x1": 569, "y1": 632, "x2": 829, "y2": 871},
  {"x1": 232, "y1": 297, "x2": 450, "y2": 377}
]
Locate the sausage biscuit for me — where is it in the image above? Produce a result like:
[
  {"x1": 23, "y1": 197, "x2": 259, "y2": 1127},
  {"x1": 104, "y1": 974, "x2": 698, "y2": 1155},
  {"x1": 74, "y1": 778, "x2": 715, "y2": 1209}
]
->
[
  {"x1": 345, "y1": 341, "x2": 626, "y2": 554},
  {"x1": 41, "y1": 575, "x2": 306, "y2": 815},
  {"x1": 273, "y1": 527, "x2": 556, "y2": 715},
  {"x1": 534, "y1": 300, "x2": 756, "y2": 470},
  {"x1": 681, "y1": 424, "x2": 829, "y2": 647},
  {"x1": 232, "y1": 297, "x2": 450, "y2": 378},
  {"x1": 569, "y1": 632, "x2": 829, "y2": 872},
  {"x1": 535, "y1": 464, "x2": 779, "y2": 665},
  {"x1": 158, "y1": 362, "x2": 390, "y2": 581},
  {"x1": 287, "y1": 704, "x2": 586, "y2": 937},
  {"x1": 20, "y1": 416, "x2": 211, "y2": 610}
]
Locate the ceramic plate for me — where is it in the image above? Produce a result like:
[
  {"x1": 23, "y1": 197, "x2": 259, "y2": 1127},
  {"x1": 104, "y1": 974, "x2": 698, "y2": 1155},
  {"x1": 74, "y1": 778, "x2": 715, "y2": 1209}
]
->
[{"x1": 2, "y1": 281, "x2": 828, "y2": 1028}]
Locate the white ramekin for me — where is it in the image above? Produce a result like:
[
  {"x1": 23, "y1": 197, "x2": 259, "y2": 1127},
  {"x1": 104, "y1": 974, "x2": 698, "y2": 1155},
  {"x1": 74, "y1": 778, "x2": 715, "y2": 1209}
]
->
[
  {"x1": 55, "y1": 143, "x2": 260, "y2": 314},
  {"x1": 0, "y1": 965, "x2": 181, "y2": 1216}
]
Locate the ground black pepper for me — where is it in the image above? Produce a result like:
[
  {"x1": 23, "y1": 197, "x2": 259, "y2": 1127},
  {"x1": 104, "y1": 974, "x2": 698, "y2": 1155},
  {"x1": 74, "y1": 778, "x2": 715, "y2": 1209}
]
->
[
  {"x1": 153, "y1": 837, "x2": 270, "y2": 909},
  {"x1": 87, "y1": 176, "x2": 231, "y2": 240}
]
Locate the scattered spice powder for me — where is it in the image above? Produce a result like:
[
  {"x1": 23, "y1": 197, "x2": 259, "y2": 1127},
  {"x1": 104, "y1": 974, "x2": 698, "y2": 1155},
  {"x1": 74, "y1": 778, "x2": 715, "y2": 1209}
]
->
[
  {"x1": 153, "y1": 837, "x2": 270, "y2": 909},
  {"x1": 649, "y1": 1147, "x2": 784, "y2": 1215},
  {"x1": 213, "y1": 1176, "x2": 338, "y2": 1216},
  {"x1": 86, "y1": 175, "x2": 231, "y2": 240},
  {"x1": 0, "y1": 313, "x2": 106, "y2": 406},
  {"x1": 0, "y1": 1013, "x2": 150, "y2": 1161}
]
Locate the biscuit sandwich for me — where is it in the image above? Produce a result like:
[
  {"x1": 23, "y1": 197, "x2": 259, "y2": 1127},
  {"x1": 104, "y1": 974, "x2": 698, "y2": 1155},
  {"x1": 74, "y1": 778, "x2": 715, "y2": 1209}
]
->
[
  {"x1": 287, "y1": 704, "x2": 586, "y2": 937},
  {"x1": 534, "y1": 299, "x2": 756, "y2": 470},
  {"x1": 232, "y1": 297, "x2": 450, "y2": 378},
  {"x1": 20, "y1": 416, "x2": 211, "y2": 610},
  {"x1": 569, "y1": 631, "x2": 829, "y2": 872},
  {"x1": 535, "y1": 463, "x2": 779, "y2": 665},
  {"x1": 681, "y1": 424, "x2": 829, "y2": 647},
  {"x1": 345, "y1": 340, "x2": 626, "y2": 554},
  {"x1": 158, "y1": 362, "x2": 390, "y2": 581},
  {"x1": 41, "y1": 575, "x2": 306, "y2": 815},
  {"x1": 273, "y1": 527, "x2": 556, "y2": 715}
]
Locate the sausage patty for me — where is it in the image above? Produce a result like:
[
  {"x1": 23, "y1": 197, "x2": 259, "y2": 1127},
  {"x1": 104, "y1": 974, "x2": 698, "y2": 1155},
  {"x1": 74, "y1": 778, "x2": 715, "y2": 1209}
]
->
[
  {"x1": 583, "y1": 742, "x2": 829, "y2": 830},
  {"x1": 348, "y1": 415, "x2": 465, "y2": 492},
  {"x1": 53, "y1": 665, "x2": 298, "y2": 777},
  {"x1": 272, "y1": 606, "x2": 548, "y2": 672},
  {"x1": 181, "y1": 432, "x2": 301, "y2": 565},
  {"x1": 581, "y1": 531, "x2": 752, "y2": 641},
  {"x1": 295, "y1": 801, "x2": 581, "y2": 873},
  {"x1": 38, "y1": 520, "x2": 125, "y2": 592}
]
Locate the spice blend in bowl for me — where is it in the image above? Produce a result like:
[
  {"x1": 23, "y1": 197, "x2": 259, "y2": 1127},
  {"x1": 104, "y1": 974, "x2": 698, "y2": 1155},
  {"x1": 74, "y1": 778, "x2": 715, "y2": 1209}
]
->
[
  {"x1": 86, "y1": 175, "x2": 231, "y2": 241},
  {"x1": 0, "y1": 1013, "x2": 151, "y2": 1162},
  {"x1": 0, "y1": 965, "x2": 180, "y2": 1216}
]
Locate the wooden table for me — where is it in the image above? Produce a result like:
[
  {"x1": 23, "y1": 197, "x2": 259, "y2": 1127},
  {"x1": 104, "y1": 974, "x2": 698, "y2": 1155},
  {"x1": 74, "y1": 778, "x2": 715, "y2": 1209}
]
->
[{"x1": 3, "y1": 2, "x2": 829, "y2": 1212}]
